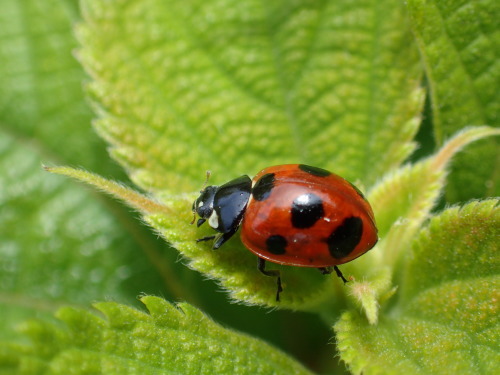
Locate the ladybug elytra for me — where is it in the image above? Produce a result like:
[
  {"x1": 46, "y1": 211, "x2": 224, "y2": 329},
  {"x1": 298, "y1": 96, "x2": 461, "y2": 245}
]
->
[{"x1": 192, "y1": 164, "x2": 378, "y2": 301}]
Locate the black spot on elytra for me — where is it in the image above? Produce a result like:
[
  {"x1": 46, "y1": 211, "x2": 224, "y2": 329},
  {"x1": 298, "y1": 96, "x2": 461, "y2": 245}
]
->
[
  {"x1": 298, "y1": 164, "x2": 331, "y2": 177},
  {"x1": 291, "y1": 193, "x2": 324, "y2": 228},
  {"x1": 327, "y1": 217, "x2": 363, "y2": 259},
  {"x1": 252, "y1": 173, "x2": 275, "y2": 201},
  {"x1": 266, "y1": 235, "x2": 287, "y2": 255}
]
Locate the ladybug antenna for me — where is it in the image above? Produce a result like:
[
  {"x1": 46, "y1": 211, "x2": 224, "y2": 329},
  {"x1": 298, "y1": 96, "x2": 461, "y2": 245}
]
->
[
  {"x1": 190, "y1": 199, "x2": 197, "y2": 224},
  {"x1": 200, "y1": 170, "x2": 211, "y2": 192},
  {"x1": 190, "y1": 170, "x2": 211, "y2": 225}
]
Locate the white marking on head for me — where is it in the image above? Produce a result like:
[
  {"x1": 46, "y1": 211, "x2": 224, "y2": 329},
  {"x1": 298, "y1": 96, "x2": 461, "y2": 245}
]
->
[
  {"x1": 208, "y1": 210, "x2": 219, "y2": 229},
  {"x1": 198, "y1": 201, "x2": 204, "y2": 208}
]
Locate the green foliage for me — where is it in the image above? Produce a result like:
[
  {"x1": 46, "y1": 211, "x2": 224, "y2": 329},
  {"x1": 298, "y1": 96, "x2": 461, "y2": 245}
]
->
[
  {"x1": 0, "y1": 0, "x2": 498, "y2": 374},
  {"x1": 0, "y1": 296, "x2": 312, "y2": 375},
  {"x1": 367, "y1": 126, "x2": 499, "y2": 269},
  {"x1": 0, "y1": 0, "x2": 112, "y2": 174},
  {"x1": 49, "y1": 127, "x2": 491, "y2": 314},
  {"x1": 406, "y1": 0, "x2": 499, "y2": 201},
  {"x1": 0, "y1": 132, "x2": 164, "y2": 329},
  {"x1": 335, "y1": 200, "x2": 499, "y2": 375},
  {"x1": 77, "y1": 0, "x2": 423, "y2": 191},
  {"x1": 0, "y1": 0, "x2": 174, "y2": 342}
]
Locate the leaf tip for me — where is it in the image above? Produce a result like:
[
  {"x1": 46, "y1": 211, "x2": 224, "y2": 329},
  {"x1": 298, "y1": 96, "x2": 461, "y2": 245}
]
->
[
  {"x1": 433, "y1": 126, "x2": 500, "y2": 170},
  {"x1": 349, "y1": 282, "x2": 379, "y2": 324}
]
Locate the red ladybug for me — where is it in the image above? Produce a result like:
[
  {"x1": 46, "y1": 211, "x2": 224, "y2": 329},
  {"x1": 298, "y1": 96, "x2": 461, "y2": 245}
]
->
[{"x1": 192, "y1": 164, "x2": 378, "y2": 301}]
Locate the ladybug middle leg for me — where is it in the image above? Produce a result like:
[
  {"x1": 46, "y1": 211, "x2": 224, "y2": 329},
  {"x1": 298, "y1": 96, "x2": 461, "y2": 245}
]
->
[
  {"x1": 212, "y1": 227, "x2": 239, "y2": 250},
  {"x1": 257, "y1": 258, "x2": 283, "y2": 302},
  {"x1": 318, "y1": 266, "x2": 348, "y2": 284}
]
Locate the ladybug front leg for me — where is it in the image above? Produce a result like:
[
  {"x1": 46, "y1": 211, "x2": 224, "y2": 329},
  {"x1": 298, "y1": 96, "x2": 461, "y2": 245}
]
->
[
  {"x1": 196, "y1": 235, "x2": 216, "y2": 243},
  {"x1": 196, "y1": 227, "x2": 239, "y2": 249},
  {"x1": 257, "y1": 258, "x2": 283, "y2": 302}
]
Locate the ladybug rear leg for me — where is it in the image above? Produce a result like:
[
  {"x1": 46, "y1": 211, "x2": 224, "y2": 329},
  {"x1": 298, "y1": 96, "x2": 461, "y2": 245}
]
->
[
  {"x1": 257, "y1": 258, "x2": 283, "y2": 302},
  {"x1": 318, "y1": 266, "x2": 348, "y2": 284}
]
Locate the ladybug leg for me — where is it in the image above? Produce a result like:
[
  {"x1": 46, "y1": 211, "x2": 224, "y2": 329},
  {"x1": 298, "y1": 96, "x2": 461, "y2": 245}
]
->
[
  {"x1": 196, "y1": 227, "x2": 239, "y2": 249},
  {"x1": 334, "y1": 266, "x2": 348, "y2": 284},
  {"x1": 318, "y1": 267, "x2": 332, "y2": 275},
  {"x1": 196, "y1": 235, "x2": 216, "y2": 243},
  {"x1": 317, "y1": 266, "x2": 348, "y2": 284},
  {"x1": 212, "y1": 224, "x2": 240, "y2": 249},
  {"x1": 257, "y1": 258, "x2": 283, "y2": 302}
]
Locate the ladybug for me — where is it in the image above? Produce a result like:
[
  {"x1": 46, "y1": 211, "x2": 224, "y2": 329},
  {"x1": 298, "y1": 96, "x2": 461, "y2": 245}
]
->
[{"x1": 192, "y1": 164, "x2": 378, "y2": 301}]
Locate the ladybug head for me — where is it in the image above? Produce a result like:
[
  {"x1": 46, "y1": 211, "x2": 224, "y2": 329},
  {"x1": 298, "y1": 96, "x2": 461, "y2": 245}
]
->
[{"x1": 192, "y1": 185, "x2": 218, "y2": 227}]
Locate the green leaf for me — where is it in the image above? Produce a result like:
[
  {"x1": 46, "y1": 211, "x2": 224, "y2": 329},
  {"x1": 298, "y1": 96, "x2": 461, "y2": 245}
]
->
[
  {"x1": 43, "y1": 163, "x2": 337, "y2": 309},
  {"x1": 340, "y1": 126, "x2": 499, "y2": 323},
  {"x1": 399, "y1": 200, "x2": 499, "y2": 302},
  {"x1": 48, "y1": 126, "x2": 500, "y2": 314},
  {"x1": 367, "y1": 126, "x2": 500, "y2": 268},
  {"x1": 0, "y1": 2, "x2": 366, "y2": 371},
  {"x1": 335, "y1": 200, "x2": 499, "y2": 375},
  {"x1": 0, "y1": 0, "x2": 115, "y2": 175},
  {"x1": 406, "y1": 0, "x2": 499, "y2": 201},
  {"x1": 0, "y1": 0, "x2": 187, "y2": 341},
  {"x1": 0, "y1": 130, "x2": 172, "y2": 338},
  {"x1": 77, "y1": 0, "x2": 424, "y2": 193},
  {"x1": 0, "y1": 296, "x2": 314, "y2": 375}
]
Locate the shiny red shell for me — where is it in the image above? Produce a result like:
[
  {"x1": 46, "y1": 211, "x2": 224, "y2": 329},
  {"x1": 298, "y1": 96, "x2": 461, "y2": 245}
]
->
[{"x1": 240, "y1": 164, "x2": 378, "y2": 268}]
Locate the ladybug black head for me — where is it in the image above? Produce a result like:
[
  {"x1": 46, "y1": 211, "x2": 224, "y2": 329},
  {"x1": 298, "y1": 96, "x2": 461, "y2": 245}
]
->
[{"x1": 192, "y1": 185, "x2": 218, "y2": 227}]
